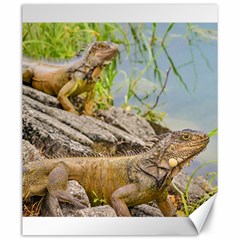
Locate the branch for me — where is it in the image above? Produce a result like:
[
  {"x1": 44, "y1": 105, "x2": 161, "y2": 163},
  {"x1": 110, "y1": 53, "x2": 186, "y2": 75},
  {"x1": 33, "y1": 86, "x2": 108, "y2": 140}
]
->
[
  {"x1": 142, "y1": 67, "x2": 171, "y2": 117},
  {"x1": 149, "y1": 67, "x2": 170, "y2": 110}
]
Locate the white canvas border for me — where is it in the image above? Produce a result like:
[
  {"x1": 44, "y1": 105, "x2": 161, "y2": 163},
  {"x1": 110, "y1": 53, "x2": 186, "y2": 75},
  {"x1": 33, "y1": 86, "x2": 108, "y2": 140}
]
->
[
  {"x1": 21, "y1": 3, "x2": 217, "y2": 236},
  {"x1": 22, "y1": 217, "x2": 197, "y2": 236},
  {"x1": 22, "y1": 4, "x2": 217, "y2": 23}
]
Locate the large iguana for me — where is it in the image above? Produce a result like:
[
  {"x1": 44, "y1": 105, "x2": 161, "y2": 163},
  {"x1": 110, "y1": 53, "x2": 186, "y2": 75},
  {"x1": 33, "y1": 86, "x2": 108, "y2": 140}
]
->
[
  {"x1": 22, "y1": 41, "x2": 119, "y2": 116},
  {"x1": 23, "y1": 129, "x2": 209, "y2": 217}
]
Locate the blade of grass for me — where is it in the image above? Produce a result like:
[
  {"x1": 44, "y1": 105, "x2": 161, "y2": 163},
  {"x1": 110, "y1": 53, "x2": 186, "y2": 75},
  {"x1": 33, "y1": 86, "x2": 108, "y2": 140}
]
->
[
  {"x1": 161, "y1": 23, "x2": 190, "y2": 92},
  {"x1": 208, "y1": 128, "x2": 218, "y2": 137},
  {"x1": 185, "y1": 160, "x2": 217, "y2": 201},
  {"x1": 172, "y1": 182, "x2": 189, "y2": 216},
  {"x1": 113, "y1": 23, "x2": 130, "y2": 56}
]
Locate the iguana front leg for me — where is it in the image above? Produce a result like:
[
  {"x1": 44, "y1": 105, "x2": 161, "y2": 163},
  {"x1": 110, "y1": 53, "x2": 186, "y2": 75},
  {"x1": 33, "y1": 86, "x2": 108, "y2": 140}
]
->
[
  {"x1": 46, "y1": 162, "x2": 87, "y2": 216},
  {"x1": 110, "y1": 184, "x2": 140, "y2": 216},
  {"x1": 57, "y1": 78, "x2": 96, "y2": 115},
  {"x1": 155, "y1": 189, "x2": 176, "y2": 216},
  {"x1": 110, "y1": 184, "x2": 176, "y2": 217},
  {"x1": 57, "y1": 79, "x2": 80, "y2": 114},
  {"x1": 83, "y1": 66, "x2": 102, "y2": 116},
  {"x1": 84, "y1": 89, "x2": 95, "y2": 116}
]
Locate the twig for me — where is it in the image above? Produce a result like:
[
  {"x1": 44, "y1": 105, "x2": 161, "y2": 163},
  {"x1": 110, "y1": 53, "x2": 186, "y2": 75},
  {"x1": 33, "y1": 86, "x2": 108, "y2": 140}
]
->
[
  {"x1": 131, "y1": 67, "x2": 171, "y2": 116},
  {"x1": 148, "y1": 67, "x2": 170, "y2": 110},
  {"x1": 142, "y1": 67, "x2": 171, "y2": 117}
]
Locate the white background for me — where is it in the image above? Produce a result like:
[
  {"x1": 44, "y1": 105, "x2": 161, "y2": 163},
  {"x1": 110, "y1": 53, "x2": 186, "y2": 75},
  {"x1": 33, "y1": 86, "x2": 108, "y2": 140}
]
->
[{"x1": 0, "y1": 0, "x2": 239, "y2": 239}]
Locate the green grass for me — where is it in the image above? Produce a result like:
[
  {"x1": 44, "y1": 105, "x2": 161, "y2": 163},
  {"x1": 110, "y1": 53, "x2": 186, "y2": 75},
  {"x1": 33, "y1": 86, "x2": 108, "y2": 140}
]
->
[
  {"x1": 92, "y1": 191, "x2": 108, "y2": 205},
  {"x1": 172, "y1": 160, "x2": 217, "y2": 216}
]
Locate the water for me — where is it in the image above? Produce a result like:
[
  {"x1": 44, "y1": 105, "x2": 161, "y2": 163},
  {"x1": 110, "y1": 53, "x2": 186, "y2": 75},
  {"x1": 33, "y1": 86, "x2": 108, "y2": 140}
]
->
[{"x1": 112, "y1": 23, "x2": 217, "y2": 179}]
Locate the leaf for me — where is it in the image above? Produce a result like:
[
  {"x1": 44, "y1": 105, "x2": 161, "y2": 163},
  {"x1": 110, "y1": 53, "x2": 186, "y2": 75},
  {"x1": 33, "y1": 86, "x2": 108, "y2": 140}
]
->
[
  {"x1": 161, "y1": 23, "x2": 190, "y2": 92},
  {"x1": 208, "y1": 128, "x2": 218, "y2": 137},
  {"x1": 172, "y1": 182, "x2": 189, "y2": 216}
]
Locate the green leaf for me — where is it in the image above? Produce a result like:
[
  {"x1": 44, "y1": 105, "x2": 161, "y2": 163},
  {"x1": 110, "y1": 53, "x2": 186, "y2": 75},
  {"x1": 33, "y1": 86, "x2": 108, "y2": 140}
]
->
[
  {"x1": 208, "y1": 128, "x2": 218, "y2": 137},
  {"x1": 172, "y1": 182, "x2": 189, "y2": 216}
]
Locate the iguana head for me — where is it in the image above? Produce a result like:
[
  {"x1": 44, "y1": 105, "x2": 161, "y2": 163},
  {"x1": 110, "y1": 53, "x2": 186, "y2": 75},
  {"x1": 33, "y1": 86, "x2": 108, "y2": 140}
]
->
[
  {"x1": 85, "y1": 41, "x2": 119, "y2": 68},
  {"x1": 142, "y1": 129, "x2": 210, "y2": 187},
  {"x1": 161, "y1": 129, "x2": 209, "y2": 168}
]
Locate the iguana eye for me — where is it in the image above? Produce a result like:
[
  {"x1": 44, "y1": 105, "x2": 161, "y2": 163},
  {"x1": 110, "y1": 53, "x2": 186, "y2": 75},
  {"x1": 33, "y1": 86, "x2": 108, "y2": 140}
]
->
[{"x1": 180, "y1": 132, "x2": 192, "y2": 141}]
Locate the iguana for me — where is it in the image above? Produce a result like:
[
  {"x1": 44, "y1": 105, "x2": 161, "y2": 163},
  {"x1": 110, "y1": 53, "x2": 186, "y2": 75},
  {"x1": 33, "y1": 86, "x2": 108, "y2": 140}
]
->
[
  {"x1": 22, "y1": 41, "x2": 119, "y2": 116},
  {"x1": 23, "y1": 129, "x2": 209, "y2": 217}
]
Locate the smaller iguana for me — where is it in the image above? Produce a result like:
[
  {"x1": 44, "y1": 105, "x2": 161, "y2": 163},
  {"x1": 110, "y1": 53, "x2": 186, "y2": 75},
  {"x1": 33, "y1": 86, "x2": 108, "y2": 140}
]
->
[
  {"x1": 22, "y1": 41, "x2": 119, "y2": 116},
  {"x1": 23, "y1": 129, "x2": 209, "y2": 217}
]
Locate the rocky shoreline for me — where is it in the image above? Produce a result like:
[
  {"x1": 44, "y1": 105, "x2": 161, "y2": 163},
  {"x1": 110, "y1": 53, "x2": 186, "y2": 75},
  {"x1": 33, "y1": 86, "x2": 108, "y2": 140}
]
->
[{"x1": 22, "y1": 85, "x2": 215, "y2": 217}]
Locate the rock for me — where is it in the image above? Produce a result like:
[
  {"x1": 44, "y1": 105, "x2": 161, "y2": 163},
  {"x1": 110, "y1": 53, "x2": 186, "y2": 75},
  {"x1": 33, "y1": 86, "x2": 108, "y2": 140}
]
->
[
  {"x1": 130, "y1": 204, "x2": 164, "y2": 217},
  {"x1": 22, "y1": 139, "x2": 44, "y2": 165},
  {"x1": 97, "y1": 107, "x2": 156, "y2": 141},
  {"x1": 59, "y1": 180, "x2": 91, "y2": 216},
  {"x1": 194, "y1": 176, "x2": 215, "y2": 193},
  {"x1": 84, "y1": 115, "x2": 145, "y2": 146},
  {"x1": 23, "y1": 104, "x2": 94, "y2": 157},
  {"x1": 66, "y1": 180, "x2": 90, "y2": 207},
  {"x1": 75, "y1": 205, "x2": 117, "y2": 217},
  {"x1": 148, "y1": 121, "x2": 171, "y2": 135},
  {"x1": 22, "y1": 85, "x2": 61, "y2": 108},
  {"x1": 169, "y1": 172, "x2": 214, "y2": 202},
  {"x1": 23, "y1": 97, "x2": 94, "y2": 145},
  {"x1": 22, "y1": 85, "x2": 157, "y2": 156}
]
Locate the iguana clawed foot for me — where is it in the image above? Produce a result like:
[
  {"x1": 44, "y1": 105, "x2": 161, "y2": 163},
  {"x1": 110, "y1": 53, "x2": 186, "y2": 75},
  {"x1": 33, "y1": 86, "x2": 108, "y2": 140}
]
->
[
  {"x1": 46, "y1": 161, "x2": 88, "y2": 216},
  {"x1": 46, "y1": 190, "x2": 88, "y2": 216}
]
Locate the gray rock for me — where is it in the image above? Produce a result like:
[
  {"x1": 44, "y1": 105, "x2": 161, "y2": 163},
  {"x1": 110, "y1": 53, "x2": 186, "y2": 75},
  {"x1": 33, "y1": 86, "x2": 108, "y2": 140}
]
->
[
  {"x1": 130, "y1": 204, "x2": 164, "y2": 217},
  {"x1": 22, "y1": 139, "x2": 44, "y2": 165},
  {"x1": 97, "y1": 107, "x2": 156, "y2": 141},
  {"x1": 169, "y1": 172, "x2": 214, "y2": 202},
  {"x1": 23, "y1": 104, "x2": 94, "y2": 156},
  {"x1": 195, "y1": 175, "x2": 215, "y2": 193},
  {"x1": 75, "y1": 205, "x2": 117, "y2": 217},
  {"x1": 66, "y1": 180, "x2": 90, "y2": 207},
  {"x1": 22, "y1": 85, "x2": 158, "y2": 156},
  {"x1": 22, "y1": 85, "x2": 61, "y2": 108},
  {"x1": 23, "y1": 98, "x2": 94, "y2": 145}
]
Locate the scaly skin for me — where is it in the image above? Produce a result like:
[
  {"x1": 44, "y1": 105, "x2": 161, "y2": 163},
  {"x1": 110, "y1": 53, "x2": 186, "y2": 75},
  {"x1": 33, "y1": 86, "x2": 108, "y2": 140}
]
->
[
  {"x1": 22, "y1": 42, "x2": 119, "y2": 116},
  {"x1": 23, "y1": 129, "x2": 209, "y2": 216}
]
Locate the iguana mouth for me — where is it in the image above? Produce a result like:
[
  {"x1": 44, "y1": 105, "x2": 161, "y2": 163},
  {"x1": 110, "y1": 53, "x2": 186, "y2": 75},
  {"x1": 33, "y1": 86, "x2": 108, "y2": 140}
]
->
[
  {"x1": 179, "y1": 138, "x2": 209, "y2": 168},
  {"x1": 167, "y1": 135, "x2": 210, "y2": 171},
  {"x1": 190, "y1": 137, "x2": 210, "y2": 147},
  {"x1": 102, "y1": 60, "x2": 112, "y2": 67}
]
